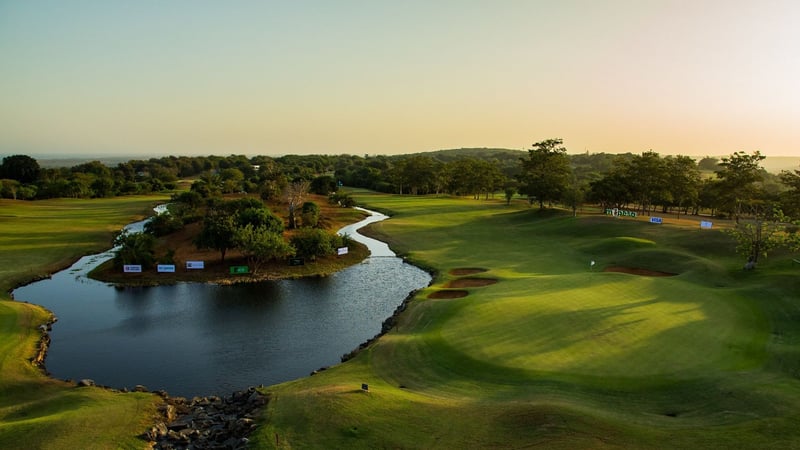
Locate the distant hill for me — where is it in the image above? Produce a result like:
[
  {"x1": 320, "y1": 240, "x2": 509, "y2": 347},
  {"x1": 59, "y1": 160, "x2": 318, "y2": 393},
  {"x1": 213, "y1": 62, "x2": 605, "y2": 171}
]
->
[
  {"x1": 761, "y1": 157, "x2": 800, "y2": 174},
  {"x1": 407, "y1": 147, "x2": 526, "y2": 161},
  {"x1": 35, "y1": 157, "x2": 139, "y2": 169}
]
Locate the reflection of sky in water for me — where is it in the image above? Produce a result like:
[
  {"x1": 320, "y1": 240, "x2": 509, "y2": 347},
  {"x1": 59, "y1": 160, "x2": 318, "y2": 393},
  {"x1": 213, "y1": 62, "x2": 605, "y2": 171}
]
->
[{"x1": 13, "y1": 209, "x2": 430, "y2": 397}]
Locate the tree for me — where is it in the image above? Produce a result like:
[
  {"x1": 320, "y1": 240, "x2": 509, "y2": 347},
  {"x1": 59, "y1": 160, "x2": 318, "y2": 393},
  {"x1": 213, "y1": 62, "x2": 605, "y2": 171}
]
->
[
  {"x1": 716, "y1": 151, "x2": 766, "y2": 222},
  {"x1": 697, "y1": 156, "x2": 720, "y2": 171},
  {"x1": 779, "y1": 168, "x2": 800, "y2": 219},
  {"x1": 726, "y1": 208, "x2": 789, "y2": 268},
  {"x1": 237, "y1": 206, "x2": 284, "y2": 233},
  {"x1": 194, "y1": 207, "x2": 238, "y2": 262},
  {"x1": 0, "y1": 155, "x2": 40, "y2": 183},
  {"x1": 310, "y1": 175, "x2": 338, "y2": 195},
  {"x1": 284, "y1": 180, "x2": 310, "y2": 229},
  {"x1": 622, "y1": 151, "x2": 668, "y2": 214},
  {"x1": 664, "y1": 155, "x2": 701, "y2": 218},
  {"x1": 0, "y1": 179, "x2": 20, "y2": 200},
  {"x1": 301, "y1": 201, "x2": 321, "y2": 227},
  {"x1": 234, "y1": 224, "x2": 294, "y2": 274},
  {"x1": 290, "y1": 228, "x2": 339, "y2": 261},
  {"x1": 503, "y1": 183, "x2": 517, "y2": 206},
  {"x1": 518, "y1": 139, "x2": 572, "y2": 209},
  {"x1": 588, "y1": 171, "x2": 631, "y2": 210},
  {"x1": 113, "y1": 230, "x2": 156, "y2": 269}
]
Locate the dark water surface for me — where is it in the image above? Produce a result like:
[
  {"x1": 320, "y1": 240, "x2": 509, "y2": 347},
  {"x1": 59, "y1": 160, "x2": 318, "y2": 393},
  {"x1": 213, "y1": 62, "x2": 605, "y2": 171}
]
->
[{"x1": 13, "y1": 209, "x2": 430, "y2": 398}]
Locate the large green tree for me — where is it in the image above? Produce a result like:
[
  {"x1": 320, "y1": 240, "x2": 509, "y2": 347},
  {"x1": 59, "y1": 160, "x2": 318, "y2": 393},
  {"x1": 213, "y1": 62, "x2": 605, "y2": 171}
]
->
[
  {"x1": 195, "y1": 206, "x2": 239, "y2": 262},
  {"x1": 0, "y1": 154, "x2": 40, "y2": 183},
  {"x1": 518, "y1": 139, "x2": 572, "y2": 209},
  {"x1": 234, "y1": 224, "x2": 294, "y2": 274},
  {"x1": 664, "y1": 155, "x2": 701, "y2": 218},
  {"x1": 715, "y1": 151, "x2": 766, "y2": 222}
]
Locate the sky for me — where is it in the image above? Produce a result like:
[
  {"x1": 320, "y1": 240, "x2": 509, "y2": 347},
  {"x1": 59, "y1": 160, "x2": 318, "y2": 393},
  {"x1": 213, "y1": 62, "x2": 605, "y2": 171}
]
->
[{"x1": 1, "y1": 0, "x2": 799, "y2": 158}]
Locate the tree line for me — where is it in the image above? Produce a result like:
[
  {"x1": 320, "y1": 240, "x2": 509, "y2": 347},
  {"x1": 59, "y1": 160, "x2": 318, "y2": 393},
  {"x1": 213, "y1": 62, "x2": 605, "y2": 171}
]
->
[
  {"x1": 2, "y1": 147, "x2": 799, "y2": 223},
  {"x1": 3, "y1": 142, "x2": 799, "y2": 267}
]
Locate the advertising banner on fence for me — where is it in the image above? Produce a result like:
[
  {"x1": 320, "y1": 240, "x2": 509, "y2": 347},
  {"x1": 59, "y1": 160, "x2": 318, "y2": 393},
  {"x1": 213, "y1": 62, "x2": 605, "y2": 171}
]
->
[
  {"x1": 157, "y1": 264, "x2": 176, "y2": 273},
  {"x1": 337, "y1": 247, "x2": 348, "y2": 256},
  {"x1": 650, "y1": 217, "x2": 663, "y2": 224},
  {"x1": 123, "y1": 265, "x2": 142, "y2": 273},
  {"x1": 186, "y1": 261, "x2": 205, "y2": 270},
  {"x1": 700, "y1": 221, "x2": 713, "y2": 229}
]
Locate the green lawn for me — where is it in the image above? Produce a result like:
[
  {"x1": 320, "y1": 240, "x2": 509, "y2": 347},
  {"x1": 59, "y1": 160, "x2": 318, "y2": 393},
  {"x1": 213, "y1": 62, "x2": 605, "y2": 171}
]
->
[
  {"x1": 253, "y1": 191, "x2": 800, "y2": 449},
  {"x1": 0, "y1": 196, "x2": 168, "y2": 450}
]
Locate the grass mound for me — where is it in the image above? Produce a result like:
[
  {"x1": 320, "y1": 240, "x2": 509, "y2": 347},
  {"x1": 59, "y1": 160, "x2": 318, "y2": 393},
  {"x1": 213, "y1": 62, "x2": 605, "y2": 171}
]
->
[
  {"x1": 448, "y1": 267, "x2": 488, "y2": 276},
  {"x1": 444, "y1": 277, "x2": 498, "y2": 287}
]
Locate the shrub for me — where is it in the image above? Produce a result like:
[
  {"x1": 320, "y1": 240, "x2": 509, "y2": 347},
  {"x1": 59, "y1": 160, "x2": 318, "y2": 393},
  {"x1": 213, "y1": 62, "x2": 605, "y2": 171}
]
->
[
  {"x1": 290, "y1": 228, "x2": 338, "y2": 260},
  {"x1": 301, "y1": 201, "x2": 321, "y2": 227}
]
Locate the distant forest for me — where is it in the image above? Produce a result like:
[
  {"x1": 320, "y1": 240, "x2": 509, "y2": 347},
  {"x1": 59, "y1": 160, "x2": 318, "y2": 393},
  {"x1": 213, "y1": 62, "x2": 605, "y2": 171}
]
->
[{"x1": 1, "y1": 145, "x2": 799, "y2": 223}]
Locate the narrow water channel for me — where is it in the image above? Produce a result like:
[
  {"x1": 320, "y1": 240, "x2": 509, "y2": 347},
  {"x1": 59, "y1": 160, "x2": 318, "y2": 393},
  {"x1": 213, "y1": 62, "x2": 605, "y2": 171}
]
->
[{"x1": 13, "y1": 208, "x2": 430, "y2": 398}]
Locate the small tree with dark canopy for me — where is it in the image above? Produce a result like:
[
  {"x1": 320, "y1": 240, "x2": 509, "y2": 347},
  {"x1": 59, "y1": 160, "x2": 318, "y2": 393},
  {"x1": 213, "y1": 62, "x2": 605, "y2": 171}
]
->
[{"x1": 113, "y1": 230, "x2": 157, "y2": 269}]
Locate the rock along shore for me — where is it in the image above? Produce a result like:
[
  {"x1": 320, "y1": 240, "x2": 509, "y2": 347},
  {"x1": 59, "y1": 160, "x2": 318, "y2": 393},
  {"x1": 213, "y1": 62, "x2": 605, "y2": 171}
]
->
[{"x1": 142, "y1": 386, "x2": 269, "y2": 450}]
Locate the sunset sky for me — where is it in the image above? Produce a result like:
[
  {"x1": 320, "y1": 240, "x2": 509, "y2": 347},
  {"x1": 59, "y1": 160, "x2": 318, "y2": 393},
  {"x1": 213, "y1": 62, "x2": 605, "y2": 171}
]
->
[{"x1": 1, "y1": 1, "x2": 798, "y2": 158}]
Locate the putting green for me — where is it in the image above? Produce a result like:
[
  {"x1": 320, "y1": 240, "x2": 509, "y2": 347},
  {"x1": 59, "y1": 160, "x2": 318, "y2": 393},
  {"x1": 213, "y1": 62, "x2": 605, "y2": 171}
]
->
[{"x1": 439, "y1": 274, "x2": 767, "y2": 379}]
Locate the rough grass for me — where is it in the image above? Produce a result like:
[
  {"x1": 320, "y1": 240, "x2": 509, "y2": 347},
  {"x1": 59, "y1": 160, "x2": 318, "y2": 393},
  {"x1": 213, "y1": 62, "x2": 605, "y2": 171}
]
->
[
  {"x1": 254, "y1": 192, "x2": 800, "y2": 449},
  {"x1": 0, "y1": 196, "x2": 168, "y2": 450}
]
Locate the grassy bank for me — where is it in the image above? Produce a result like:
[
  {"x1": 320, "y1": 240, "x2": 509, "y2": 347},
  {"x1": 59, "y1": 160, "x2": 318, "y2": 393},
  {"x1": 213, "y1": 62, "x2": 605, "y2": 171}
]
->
[
  {"x1": 0, "y1": 196, "x2": 168, "y2": 450},
  {"x1": 254, "y1": 191, "x2": 800, "y2": 448}
]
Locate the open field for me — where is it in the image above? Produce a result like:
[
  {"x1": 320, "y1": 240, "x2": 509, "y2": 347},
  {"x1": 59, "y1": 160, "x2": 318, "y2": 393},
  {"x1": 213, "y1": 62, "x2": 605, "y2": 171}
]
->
[
  {"x1": 254, "y1": 191, "x2": 800, "y2": 449},
  {"x1": 0, "y1": 196, "x2": 168, "y2": 449}
]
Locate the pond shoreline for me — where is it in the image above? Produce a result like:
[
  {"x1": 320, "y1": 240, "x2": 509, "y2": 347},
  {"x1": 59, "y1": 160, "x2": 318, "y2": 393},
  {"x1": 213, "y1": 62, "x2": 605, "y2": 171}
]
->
[{"x1": 17, "y1": 205, "x2": 432, "y2": 447}]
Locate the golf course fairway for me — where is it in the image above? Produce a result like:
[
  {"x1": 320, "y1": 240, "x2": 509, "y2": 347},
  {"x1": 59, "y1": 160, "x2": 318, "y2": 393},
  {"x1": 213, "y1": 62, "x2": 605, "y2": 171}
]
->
[{"x1": 253, "y1": 191, "x2": 800, "y2": 449}]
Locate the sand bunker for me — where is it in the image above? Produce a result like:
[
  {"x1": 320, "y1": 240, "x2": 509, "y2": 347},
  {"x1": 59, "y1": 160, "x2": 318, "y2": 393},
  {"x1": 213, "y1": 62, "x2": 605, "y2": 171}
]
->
[
  {"x1": 445, "y1": 278, "x2": 498, "y2": 288},
  {"x1": 603, "y1": 266, "x2": 677, "y2": 277},
  {"x1": 449, "y1": 268, "x2": 488, "y2": 276},
  {"x1": 428, "y1": 290, "x2": 469, "y2": 299}
]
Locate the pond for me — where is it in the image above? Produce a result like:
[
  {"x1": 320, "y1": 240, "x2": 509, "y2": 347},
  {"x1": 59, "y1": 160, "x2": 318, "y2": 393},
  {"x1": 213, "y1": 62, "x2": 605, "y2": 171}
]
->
[{"x1": 13, "y1": 208, "x2": 430, "y2": 398}]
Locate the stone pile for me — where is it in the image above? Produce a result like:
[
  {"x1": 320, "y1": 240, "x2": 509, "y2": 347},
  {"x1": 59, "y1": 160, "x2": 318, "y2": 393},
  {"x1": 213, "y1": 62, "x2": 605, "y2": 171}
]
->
[{"x1": 144, "y1": 387, "x2": 268, "y2": 450}]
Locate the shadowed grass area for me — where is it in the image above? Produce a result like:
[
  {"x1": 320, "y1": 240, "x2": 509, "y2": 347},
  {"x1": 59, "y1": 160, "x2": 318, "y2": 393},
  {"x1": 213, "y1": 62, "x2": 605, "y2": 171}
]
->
[
  {"x1": 0, "y1": 196, "x2": 168, "y2": 450},
  {"x1": 254, "y1": 192, "x2": 800, "y2": 449}
]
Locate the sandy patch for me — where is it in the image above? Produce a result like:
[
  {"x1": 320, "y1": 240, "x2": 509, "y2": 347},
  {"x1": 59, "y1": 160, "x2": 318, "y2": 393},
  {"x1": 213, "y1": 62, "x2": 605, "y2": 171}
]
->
[
  {"x1": 427, "y1": 290, "x2": 469, "y2": 299},
  {"x1": 449, "y1": 268, "x2": 488, "y2": 276}
]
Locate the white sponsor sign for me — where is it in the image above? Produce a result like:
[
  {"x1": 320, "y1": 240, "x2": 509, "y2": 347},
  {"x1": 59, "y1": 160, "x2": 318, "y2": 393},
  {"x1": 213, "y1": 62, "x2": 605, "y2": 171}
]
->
[
  {"x1": 186, "y1": 261, "x2": 205, "y2": 270},
  {"x1": 157, "y1": 264, "x2": 176, "y2": 273},
  {"x1": 650, "y1": 217, "x2": 663, "y2": 224},
  {"x1": 700, "y1": 221, "x2": 713, "y2": 229},
  {"x1": 337, "y1": 247, "x2": 349, "y2": 256},
  {"x1": 123, "y1": 265, "x2": 142, "y2": 273}
]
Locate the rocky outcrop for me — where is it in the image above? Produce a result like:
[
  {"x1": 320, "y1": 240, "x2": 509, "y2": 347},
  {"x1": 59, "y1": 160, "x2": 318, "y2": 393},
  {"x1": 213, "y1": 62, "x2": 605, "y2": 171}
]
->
[
  {"x1": 144, "y1": 387, "x2": 268, "y2": 450},
  {"x1": 30, "y1": 316, "x2": 57, "y2": 372}
]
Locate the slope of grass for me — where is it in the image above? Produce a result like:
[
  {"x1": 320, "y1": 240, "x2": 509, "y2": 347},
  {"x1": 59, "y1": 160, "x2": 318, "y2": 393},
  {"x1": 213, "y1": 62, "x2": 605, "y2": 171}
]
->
[
  {"x1": 0, "y1": 196, "x2": 168, "y2": 450},
  {"x1": 254, "y1": 192, "x2": 800, "y2": 449}
]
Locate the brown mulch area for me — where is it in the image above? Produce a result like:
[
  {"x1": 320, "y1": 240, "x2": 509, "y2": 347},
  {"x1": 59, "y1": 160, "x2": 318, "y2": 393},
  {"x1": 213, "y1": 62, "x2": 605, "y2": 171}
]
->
[
  {"x1": 448, "y1": 268, "x2": 488, "y2": 276},
  {"x1": 603, "y1": 266, "x2": 677, "y2": 277},
  {"x1": 428, "y1": 290, "x2": 469, "y2": 299},
  {"x1": 445, "y1": 278, "x2": 498, "y2": 288}
]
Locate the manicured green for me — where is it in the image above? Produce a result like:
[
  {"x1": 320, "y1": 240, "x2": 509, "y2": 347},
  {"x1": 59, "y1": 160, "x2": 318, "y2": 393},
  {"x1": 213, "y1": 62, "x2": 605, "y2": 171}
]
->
[
  {"x1": 254, "y1": 191, "x2": 800, "y2": 449},
  {"x1": 0, "y1": 196, "x2": 168, "y2": 450}
]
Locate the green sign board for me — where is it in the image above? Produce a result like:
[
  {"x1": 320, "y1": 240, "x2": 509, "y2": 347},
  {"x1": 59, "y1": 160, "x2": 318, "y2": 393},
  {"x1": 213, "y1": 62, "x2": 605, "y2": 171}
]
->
[{"x1": 229, "y1": 265, "x2": 249, "y2": 275}]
